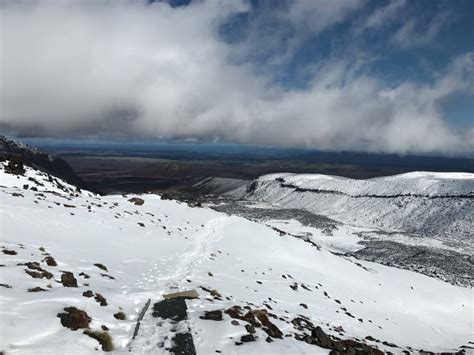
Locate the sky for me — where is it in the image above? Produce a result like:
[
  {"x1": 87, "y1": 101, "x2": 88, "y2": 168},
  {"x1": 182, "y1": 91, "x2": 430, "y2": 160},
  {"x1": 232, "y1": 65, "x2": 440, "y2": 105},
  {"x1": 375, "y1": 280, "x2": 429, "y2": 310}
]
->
[{"x1": 0, "y1": 0, "x2": 473, "y2": 155}]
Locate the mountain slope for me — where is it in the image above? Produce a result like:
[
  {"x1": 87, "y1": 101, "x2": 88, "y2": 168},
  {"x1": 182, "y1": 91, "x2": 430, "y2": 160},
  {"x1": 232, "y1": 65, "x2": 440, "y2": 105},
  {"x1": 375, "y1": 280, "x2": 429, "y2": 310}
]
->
[
  {"x1": 225, "y1": 172, "x2": 473, "y2": 253},
  {"x1": 0, "y1": 162, "x2": 472, "y2": 354},
  {"x1": 0, "y1": 136, "x2": 84, "y2": 189}
]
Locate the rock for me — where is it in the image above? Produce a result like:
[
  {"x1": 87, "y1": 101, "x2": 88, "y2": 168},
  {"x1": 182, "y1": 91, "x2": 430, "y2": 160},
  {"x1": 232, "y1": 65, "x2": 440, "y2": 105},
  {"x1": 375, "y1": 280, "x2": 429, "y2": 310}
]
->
[
  {"x1": 2, "y1": 249, "x2": 17, "y2": 255},
  {"x1": 231, "y1": 320, "x2": 239, "y2": 326},
  {"x1": 43, "y1": 256, "x2": 57, "y2": 266},
  {"x1": 94, "y1": 263, "x2": 108, "y2": 271},
  {"x1": 61, "y1": 272, "x2": 78, "y2": 287},
  {"x1": 83, "y1": 330, "x2": 114, "y2": 352},
  {"x1": 382, "y1": 341, "x2": 398, "y2": 347},
  {"x1": 4, "y1": 158, "x2": 25, "y2": 175},
  {"x1": 24, "y1": 262, "x2": 42, "y2": 270},
  {"x1": 25, "y1": 268, "x2": 53, "y2": 279},
  {"x1": 265, "y1": 336, "x2": 274, "y2": 343},
  {"x1": 299, "y1": 303, "x2": 308, "y2": 309},
  {"x1": 210, "y1": 289, "x2": 222, "y2": 299},
  {"x1": 163, "y1": 289, "x2": 199, "y2": 300},
  {"x1": 83, "y1": 290, "x2": 94, "y2": 298},
  {"x1": 57, "y1": 307, "x2": 91, "y2": 330},
  {"x1": 245, "y1": 324, "x2": 256, "y2": 334},
  {"x1": 94, "y1": 293, "x2": 108, "y2": 306},
  {"x1": 79, "y1": 272, "x2": 90, "y2": 279},
  {"x1": 28, "y1": 287, "x2": 48, "y2": 292},
  {"x1": 225, "y1": 306, "x2": 243, "y2": 319},
  {"x1": 240, "y1": 334, "x2": 256, "y2": 342},
  {"x1": 200, "y1": 310, "x2": 223, "y2": 321},
  {"x1": 114, "y1": 312, "x2": 126, "y2": 320},
  {"x1": 254, "y1": 310, "x2": 283, "y2": 338},
  {"x1": 311, "y1": 326, "x2": 333, "y2": 348},
  {"x1": 128, "y1": 197, "x2": 144, "y2": 205}
]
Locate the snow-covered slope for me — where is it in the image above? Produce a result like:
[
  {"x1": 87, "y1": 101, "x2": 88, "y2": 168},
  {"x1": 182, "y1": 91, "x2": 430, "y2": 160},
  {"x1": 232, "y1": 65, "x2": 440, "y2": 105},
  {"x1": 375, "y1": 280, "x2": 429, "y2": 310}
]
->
[
  {"x1": 227, "y1": 172, "x2": 474, "y2": 253},
  {"x1": 0, "y1": 162, "x2": 472, "y2": 354}
]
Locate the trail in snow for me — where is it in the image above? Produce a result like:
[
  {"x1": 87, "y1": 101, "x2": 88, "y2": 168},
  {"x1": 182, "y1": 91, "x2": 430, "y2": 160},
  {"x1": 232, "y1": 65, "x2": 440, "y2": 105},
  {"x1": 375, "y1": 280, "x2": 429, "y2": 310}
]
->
[{"x1": 128, "y1": 217, "x2": 228, "y2": 353}]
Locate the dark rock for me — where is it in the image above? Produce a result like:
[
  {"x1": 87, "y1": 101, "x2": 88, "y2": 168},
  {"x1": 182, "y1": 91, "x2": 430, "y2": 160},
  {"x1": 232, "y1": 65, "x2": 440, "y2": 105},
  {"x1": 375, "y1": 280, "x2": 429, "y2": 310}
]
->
[
  {"x1": 169, "y1": 332, "x2": 196, "y2": 355},
  {"x1": 25, "y1": 268, "x2": 53, "y2": 279},
  {"x1": 254, "y1": 310, "x2": 283, "y2": 338},
  {"x1": 4, "y1": 158, "x2": 26, "y2": 175},
  {"x1": 24, "y1": 261, "x2": 42, "y2": 270},
  {"x1": 231, "y1": 320, "x2": 239, "y2": 326},
  {"x1": 299, "y1": 303, "x2": 308, "y2": 309},
  {"x1": 57, "y1": 307, "x2": 91, "y2": 330},
  {"x1": 43, "y1": 256, "x2": 57, "y2": 266},
  {"x1": 245, "y1": 324, "x2": 256, "y2": 334},
  {"x1": 2, "y1": 249, "x2": 17, "y2": 255},
  {"x1": 94, "y1": 263, "x2": 108, "y2": 271},
  {"x1": 266, "y1": 336, "x2": 274, "y2": 343},
  {"x1": 311, "y1": 326, "x2": 333, "y2": 348},
  {"x1": 0, "y1": 283, "x2": 12, "y2": 289},
  {"x1": 114, "y1": 312, "x2": 126, "y2": 320},
  {"x1": 94, "y1": 293, "x2": 108, "y2": 306},
  {"x1": 79, "y1": 272, "x2": 90, "y2": 279},
  {"x1": 128, "y1": 197, "x2": 144, "y2": 206},
  {"x1": 200, "y1": 310, "x2": 223, "y2": 321},
  {"x1": 83, "y1": 290, "x2": 94, "y2": 298},
  {"x1": 240, "y1": 334, "x2": 256, "y2": 342},
  {"x1": 28, "y1": 287, "x2": 48, "y2": 292},
  {"x1": 61, "y1": 272, "x2": 78, "y2": 287}
]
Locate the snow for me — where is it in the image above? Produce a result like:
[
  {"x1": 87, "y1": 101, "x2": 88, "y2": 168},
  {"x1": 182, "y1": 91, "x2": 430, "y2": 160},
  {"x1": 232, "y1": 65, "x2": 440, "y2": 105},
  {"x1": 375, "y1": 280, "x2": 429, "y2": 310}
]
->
[
  {"x1": 0, "y1": 162, "x2": 472, "y2": 354},
  {"x1": 231, "y1": 172, "x2": 474, "y2": 255}
]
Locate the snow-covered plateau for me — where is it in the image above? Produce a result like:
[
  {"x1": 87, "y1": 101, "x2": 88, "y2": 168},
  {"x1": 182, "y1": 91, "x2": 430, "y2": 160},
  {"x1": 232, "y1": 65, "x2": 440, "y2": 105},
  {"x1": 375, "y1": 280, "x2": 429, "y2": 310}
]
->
[{"x1": 0, "y1": 161, "x2": 473, "y2": 354}]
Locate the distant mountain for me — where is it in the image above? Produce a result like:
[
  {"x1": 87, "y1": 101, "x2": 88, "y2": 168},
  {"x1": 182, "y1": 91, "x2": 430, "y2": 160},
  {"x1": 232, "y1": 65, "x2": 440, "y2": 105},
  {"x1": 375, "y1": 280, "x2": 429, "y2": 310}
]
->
[{"x1": 0, "y1": 135, "x2": 84, "y2": 188}]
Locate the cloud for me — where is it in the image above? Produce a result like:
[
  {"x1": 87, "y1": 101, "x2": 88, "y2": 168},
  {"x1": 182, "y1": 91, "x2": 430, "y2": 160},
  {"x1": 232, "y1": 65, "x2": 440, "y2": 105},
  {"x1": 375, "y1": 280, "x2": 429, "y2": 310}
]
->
[
  {"x1": 391, "y1": 10, "x2": 452, "y2": 49},
  {"x1": 0, "y1": 0, "x2": 472, "y2": 154},
  {"x1": 363, "y1": 0, "x2": 406, "y2": 29}
]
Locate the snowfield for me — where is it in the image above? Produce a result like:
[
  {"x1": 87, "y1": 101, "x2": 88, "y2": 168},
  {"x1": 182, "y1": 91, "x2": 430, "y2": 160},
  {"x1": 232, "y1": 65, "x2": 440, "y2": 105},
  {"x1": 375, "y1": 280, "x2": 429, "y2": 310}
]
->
[
  {"x1": 0, "y1": 162, "x2": 473, "y2": 354},
  {"x1": 226, "y1": 172, "x2": 474, "y2": 255}
]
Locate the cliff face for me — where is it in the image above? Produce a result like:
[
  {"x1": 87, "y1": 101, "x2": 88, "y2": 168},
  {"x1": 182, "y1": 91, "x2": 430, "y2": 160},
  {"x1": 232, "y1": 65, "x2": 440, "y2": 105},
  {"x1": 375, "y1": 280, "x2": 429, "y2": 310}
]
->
[{"x1": 0, "y1": 135, "x2": 84, "y2": 188}]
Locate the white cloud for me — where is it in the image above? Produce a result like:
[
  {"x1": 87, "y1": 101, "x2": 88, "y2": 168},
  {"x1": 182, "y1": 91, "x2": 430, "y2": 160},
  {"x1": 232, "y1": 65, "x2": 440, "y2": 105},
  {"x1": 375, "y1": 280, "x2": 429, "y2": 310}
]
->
[
  {"x1": 0, "y1": 0, "x2": 472, "y2": 154},
  {"x1": 391, "y1": 10, "x2": 452, "y2": 49},
  {"x1": 363, "y1": 0, "x2": 406, "y2": 29}
]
